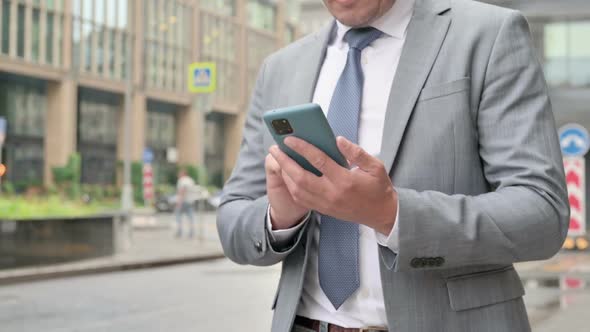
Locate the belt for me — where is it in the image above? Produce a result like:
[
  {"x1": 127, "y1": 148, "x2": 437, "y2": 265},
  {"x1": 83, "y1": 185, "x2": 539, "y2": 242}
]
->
[{"x1": 294, "y1": 316, "x2": 388, "y2": 332}]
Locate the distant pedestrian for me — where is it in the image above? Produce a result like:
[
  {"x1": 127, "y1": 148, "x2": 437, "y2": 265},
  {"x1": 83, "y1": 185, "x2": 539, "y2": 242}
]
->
[{"x1": 175, "y1": 169, "x2": 195, "y2": 238}]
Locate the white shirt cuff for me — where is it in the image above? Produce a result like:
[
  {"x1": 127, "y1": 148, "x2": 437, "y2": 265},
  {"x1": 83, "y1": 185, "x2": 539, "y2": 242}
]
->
[
  {"x1": 375, "y1": 199, "x2": 400, "y2": 253},
  {"x1": 266, "y1": 205, "x2": 310, "y2": 248}
]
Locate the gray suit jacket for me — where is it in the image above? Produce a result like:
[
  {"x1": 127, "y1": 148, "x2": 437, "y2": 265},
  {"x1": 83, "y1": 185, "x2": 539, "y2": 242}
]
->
[{"x1": 217, "y1": 0, "x2": 570, "y2": 331}]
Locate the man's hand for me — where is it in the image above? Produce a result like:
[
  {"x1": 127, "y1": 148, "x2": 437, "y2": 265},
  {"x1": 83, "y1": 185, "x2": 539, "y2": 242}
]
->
[
  {"x1": 265, "y1": 151, "x2": 311, "y2": 230},
  {"x1": 268, "y1": 136, "x2": 398, "y2": 235}
]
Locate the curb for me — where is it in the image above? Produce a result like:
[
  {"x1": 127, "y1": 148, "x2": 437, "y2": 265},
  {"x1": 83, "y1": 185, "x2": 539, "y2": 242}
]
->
[{"x1": 0, "y1": 253, "x2": 226, "y2": 286}]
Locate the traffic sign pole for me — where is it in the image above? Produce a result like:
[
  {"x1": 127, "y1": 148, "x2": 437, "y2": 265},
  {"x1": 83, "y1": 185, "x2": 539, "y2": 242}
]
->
[
  {"x1": 559, "y1": 124, "x2": 590, "y2": 250},
  {"x1": 188, "y1": 62, "x2": 216, "y2": 242}
]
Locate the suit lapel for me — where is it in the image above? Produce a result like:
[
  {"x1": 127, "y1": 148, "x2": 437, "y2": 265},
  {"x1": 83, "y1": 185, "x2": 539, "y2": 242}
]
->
[
  {"x1": 380, "y1": 0, "x2": 452, "y2": 174},
  {"x1": 288, "y1": 22, "x2": 335, "y2": 105}
]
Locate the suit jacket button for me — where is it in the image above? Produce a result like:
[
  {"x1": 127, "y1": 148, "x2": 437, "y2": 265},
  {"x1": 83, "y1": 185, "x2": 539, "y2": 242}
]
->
[
  {"x1": 427, "y1": 258, "x2": 437, "y2": 267},
  {"x1": 435, "y1": 257, "x2": 445, "y2": 267},
  {"x1": 410, "y1": 258, "x2": 422, "y2": 268},
  {"x1": 255, "y1": 240, "x2": 263, "y2": 252}
]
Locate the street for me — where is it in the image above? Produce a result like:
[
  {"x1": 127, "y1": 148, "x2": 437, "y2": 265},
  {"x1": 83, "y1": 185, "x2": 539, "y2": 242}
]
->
[
  {"x1": 1, "y1": 209, "x2": 590, "y2": 331},
  {"x1": 0, "y1": 259, "x2": 280, "y2": 332},
  {"x1": 1, "y1": 251, "x2": 590, "y2": 331}
]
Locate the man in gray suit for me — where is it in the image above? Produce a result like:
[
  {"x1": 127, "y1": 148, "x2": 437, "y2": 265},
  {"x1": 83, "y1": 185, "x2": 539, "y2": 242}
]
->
[{"x1": 217, "y1": 0, "x2": 570, "y2": 331}]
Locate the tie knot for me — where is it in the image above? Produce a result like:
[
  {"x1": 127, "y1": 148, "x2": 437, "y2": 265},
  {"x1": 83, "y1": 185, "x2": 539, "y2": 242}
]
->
[{"x1": 345, "y1": 27, "x2": 383, "y2": 51}]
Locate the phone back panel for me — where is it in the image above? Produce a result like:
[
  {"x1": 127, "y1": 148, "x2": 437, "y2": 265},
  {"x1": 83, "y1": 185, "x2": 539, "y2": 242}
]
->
[{"x1": 263, "y1": 103, "x2": 348, "y2": 176}]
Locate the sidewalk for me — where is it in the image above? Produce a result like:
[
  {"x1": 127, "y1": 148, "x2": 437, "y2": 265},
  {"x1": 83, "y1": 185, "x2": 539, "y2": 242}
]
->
[
  {"x1": 0, "y1": 211, "x2": 225, "y2": 285},
  {"x1": 515, "y1": 251, "x2": 590, "y2": 331}
]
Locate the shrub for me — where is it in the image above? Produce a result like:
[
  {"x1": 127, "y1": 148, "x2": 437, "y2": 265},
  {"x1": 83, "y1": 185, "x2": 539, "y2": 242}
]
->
[
  {"x1": 52, "y1": 153, "x2": 81, "y2": 199},
  {"x1": 131, "y1": 161, "x2": 144, "y2": 204},
  {"x1": 2, "y1": 181, "x2": 15, "y2": 195},
  {"x1": 183, "y1": 165, "x2": 208, "y2": 186}
]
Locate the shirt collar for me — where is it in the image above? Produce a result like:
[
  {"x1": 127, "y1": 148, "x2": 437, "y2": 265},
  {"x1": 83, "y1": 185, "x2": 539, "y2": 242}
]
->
[{"x1": 332, "y1": 0, "x2": 415, "y2": 46}]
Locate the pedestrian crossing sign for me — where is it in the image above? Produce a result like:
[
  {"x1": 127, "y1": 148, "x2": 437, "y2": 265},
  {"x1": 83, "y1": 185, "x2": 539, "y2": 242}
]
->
[{"x1": 188, "y1": 62, "x2": 217, "y2": 93}]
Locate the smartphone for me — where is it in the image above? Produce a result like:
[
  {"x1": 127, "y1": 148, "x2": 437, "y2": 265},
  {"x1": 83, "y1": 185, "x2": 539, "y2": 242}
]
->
[{"x1": 263, "y1": 103, "x2": 349, "y2": 176}]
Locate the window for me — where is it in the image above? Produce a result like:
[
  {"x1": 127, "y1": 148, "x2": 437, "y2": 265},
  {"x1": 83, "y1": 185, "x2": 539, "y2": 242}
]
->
[
  {"x1": 77, "y1": 88, "x2": 120, "y2": 184},
  {"x1": 200, "y1": 0, "x2": 235, "y2": 16},
  {"x1": 200, "y1": 11, "x2": 239, "y2": 103},
  {"x1": 143, "y1": 0, "x2": 191, "y2": 92},
  {"x1": 72, "y1": 0, "x2": 130, "y2": 79},
  {"x1": 1, "y1": 0, "x2": 10, "y2": 54},
  {"x1": 16, "y1": 2, "x2": 24, "y2": 57},
  {"x1": 146, "y1": 101, "x2": 177, "y2": 186},
  {"x1": 205, "y1": 112, "x2": 226, "y2": 188},
  {"x1": 0, "y1": 75, "x2": 46, "y2": 188},
  {"x1": 544, "y1": 21, "x2": 590, "y2": 87},
  {"x1": 0, "y1": 0, "x2": 64, "y2": 65},
  {"x1": 247, "y1": 0, "x2": 276, "y2": 31}
]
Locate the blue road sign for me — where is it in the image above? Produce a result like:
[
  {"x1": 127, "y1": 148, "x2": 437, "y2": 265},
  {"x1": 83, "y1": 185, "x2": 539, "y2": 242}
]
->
[
  {"x1": 143, "y1": 148, "x2": 154, "y2": 164},
  {"x1": 0, "y1": 117, "x2": 6, "y2": 145},
  {"x1": 559, "y1": 124, "x2": 590, "y2": 157},
  {"x1": 188, "y1": 62, "x2": 216, "y2": 93}
]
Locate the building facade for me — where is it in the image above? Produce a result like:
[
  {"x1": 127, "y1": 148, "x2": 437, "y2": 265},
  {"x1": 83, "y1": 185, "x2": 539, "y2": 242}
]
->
[
  {"x1": 299, "y1": 0, "x2": 330, "y2": 35},
  {"x1": 0, "y1": 0, "x2": 300, "y2": 190}
]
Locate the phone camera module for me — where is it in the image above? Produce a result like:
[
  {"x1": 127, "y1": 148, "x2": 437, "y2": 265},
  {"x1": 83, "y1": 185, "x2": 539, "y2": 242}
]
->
[{"x1": 272, "y1": 119, "x2": 293, "y2": 135}]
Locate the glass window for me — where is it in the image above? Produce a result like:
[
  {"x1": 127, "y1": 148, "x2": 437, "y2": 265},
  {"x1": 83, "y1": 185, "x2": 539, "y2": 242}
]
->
[
  {"x1": 82, "y1": 0, "x2": 92, "y2": 20},
  {"x1": 0, "y1": 75, "x2": 46, "y2": 188},
  {"x1": 247, "y1": 0, "x2": 276, "y2": 31},
  {"x1": 77, "y1": 89, "x2": 119, "y2": 185},
  {"x1": 55, "y1": 14, "x2": 62, "y2": 66},
  {"x1": 82, "y1": 21, "x2": 92, "y2": 71},
  {"x1": 46, "y1": 12, "x2": 55, "y2": 64},
  {"x1": 204, "y1": 113, "x2": 226, "y2": 188},
  {"x1": 108, "y1": 29, "x2": 116, "y2": 77},
  {"x1": 569, "y1": 22, "x2": 590, "y2": 86},
  {"x1": 117, "y1": 0, "x2": 127, "y2": 29},
  {"x1": 146, "y1": 111, "x2": 176, "y2": 149},
  {"x1": 286, "y1": 0, "x2": 301, "y2": 23},
  {"x1": 96, "y1": 0, "x2": 105, "y2": 25},
  {"x1": 106, "y1": 0, "x2": 116, "y2": 27},
  {"x1": 72, "y1": 18, "x2": 80, "y2": 67},
  {"x1": 1, "y1": 0, "x2": 9, "y2": 54},
  {"x1": 46, "y1": 0, "x2": 63, "y2": 11},
  {"x1": 75, "y1": 0, "x2": 126, "y2": 78},
  {"x1": 73, "y1": 0, "x2": 81, "y2": 17},
  {"x1": 544, "y1": 21, "x2": 590, "y2": 87},
  {"x1": 17, "y1": 3, "x2": 25, "y2": 57},
  {"x1": 96, "y1": 26, "x2": 105, "y2": 74},
  {"x1": 78, "y1": 90, "x2": 120, "y2": 145},
  {"x1": 32, "y1": 8, "x2": 41, "y2": 62},
  {"x1": 201, "y1": 0, "x2": 235, "y2": 16},
  {"x1": 146, "y1": 105, "x2": 177, "y2": 187},
  {"x1": 121, "y1": 33, "x2": 127, "y2": 79},
  {"x1": 143, "y1": 0, "x2": 191, "y2": 92}
]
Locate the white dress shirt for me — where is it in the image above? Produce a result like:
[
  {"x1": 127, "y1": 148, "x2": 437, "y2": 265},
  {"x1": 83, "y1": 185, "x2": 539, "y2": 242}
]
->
[{"x1": 266, "y1": 0, "x2": 414, "y2": 328}]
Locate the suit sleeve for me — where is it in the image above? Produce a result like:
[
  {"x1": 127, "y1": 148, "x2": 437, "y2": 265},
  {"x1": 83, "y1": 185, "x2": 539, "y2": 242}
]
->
[
  {"x1": 216, "y1": 58, "x2": 309, "y2": 266},
  {"x1": 387, "y1": 12, "x2": 570, "y2": 272}
]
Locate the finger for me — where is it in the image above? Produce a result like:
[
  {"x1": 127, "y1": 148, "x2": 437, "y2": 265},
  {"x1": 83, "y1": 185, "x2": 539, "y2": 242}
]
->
[
  {"x1": 281, "y1": 170, "x2": 318, "y2": 209},
  {"x1": 283, "y1": 136, "x2": 346, "y2": 178},
  {"x1": 265, "y1": 153, "x2": 282, "y2": 174},
  {"x1": 336, "y1": 136, "x2": 382, "y2": 173},
  {"x1": 269, "y1": 145, "x2": 325, "y2": 191}
]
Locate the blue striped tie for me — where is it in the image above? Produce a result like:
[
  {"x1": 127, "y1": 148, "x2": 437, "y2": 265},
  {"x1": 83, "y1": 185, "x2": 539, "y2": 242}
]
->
[{"x1": 319, "y1": 27, "x2": 383, "y2": 310}]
